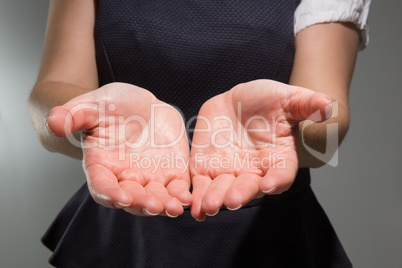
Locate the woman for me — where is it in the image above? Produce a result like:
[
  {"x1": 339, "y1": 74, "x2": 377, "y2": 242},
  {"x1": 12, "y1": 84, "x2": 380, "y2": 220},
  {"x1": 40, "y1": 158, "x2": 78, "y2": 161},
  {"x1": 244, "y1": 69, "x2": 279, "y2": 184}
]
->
[{"x1": 29, "y1": 0, "x2": 370, "y2": 267}]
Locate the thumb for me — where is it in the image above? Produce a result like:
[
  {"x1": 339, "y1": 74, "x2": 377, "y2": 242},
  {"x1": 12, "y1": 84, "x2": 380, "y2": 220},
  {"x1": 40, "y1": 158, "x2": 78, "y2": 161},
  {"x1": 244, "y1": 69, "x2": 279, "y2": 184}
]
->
[
  {"x1": 46, "y1": 101, "x2": 100, "y2": 137},
  {"x1": 287, "y1": 88, "x2": 332, "y2": 123}
]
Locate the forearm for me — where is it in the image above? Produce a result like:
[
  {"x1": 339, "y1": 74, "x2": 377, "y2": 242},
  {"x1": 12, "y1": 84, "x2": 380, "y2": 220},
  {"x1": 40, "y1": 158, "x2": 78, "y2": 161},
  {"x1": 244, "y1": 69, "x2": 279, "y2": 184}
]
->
[
  {"x1": 28, "y1": 81, "x2": 93, "y2": 159},
  {"x1": 290, "y1": 22, "x2": 360, "y2": 168},
  {"x1": 29, "y1": 0, "x2": 98, "y2": 158}
]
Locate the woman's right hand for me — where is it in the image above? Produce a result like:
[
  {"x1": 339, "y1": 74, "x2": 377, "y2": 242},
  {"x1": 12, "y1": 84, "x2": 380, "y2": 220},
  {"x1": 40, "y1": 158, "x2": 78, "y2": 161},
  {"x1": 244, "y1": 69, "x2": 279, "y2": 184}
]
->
[{"x1": 46, "y1": 82, "x2": 192, "y2": 217}]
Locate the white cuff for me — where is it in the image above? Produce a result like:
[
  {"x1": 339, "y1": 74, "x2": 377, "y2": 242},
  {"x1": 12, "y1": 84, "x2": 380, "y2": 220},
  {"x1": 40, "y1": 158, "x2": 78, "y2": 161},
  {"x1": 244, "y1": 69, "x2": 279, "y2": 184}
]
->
[{"x1": 294, "y1": 0, "x2": 371, "y2": 50}]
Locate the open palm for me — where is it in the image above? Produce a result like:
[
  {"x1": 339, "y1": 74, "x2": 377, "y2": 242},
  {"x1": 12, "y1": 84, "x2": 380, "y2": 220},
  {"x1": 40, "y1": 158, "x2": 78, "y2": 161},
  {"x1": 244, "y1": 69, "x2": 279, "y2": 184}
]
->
[
  {"x1": 47, "y1": 83, "x2": 192, "y2": 217},
  {"x1": 190, "y1": 80, "x2": 331, "y2": 220}
]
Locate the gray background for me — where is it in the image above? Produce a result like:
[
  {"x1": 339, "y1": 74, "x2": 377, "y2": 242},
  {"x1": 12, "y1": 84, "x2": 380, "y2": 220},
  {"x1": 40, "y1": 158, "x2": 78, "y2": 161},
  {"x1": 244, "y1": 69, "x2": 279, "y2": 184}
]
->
[{"x1": 0, "y1": 0, "x2": 401, "y2": 267}]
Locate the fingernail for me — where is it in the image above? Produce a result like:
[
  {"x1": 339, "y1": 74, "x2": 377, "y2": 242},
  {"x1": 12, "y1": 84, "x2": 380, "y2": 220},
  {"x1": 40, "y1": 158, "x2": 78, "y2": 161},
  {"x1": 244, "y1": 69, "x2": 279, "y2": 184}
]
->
[
  {"x1": 143, "y1": 208, "x2": 159, "y2": 216},
  {"x1": 44, "y1": 113, "x2": 55, "y2": 136},
  {"x1": 227, "y1": 204, "x2": 243, "y2": 211},
  {"x1": 114, "y1": 202, "x2": 131, "y2": 208},
  {"x1": 181, "y1": 202, "x2": 190, "y2": 207},
  {"x1": 255, "y1": 192, "x2": 265, "y2": 199},
  {"x1": 196, "y1": 217, "x2": 206, "y2": 222},
  {"x1": 165, "y1": 210, "x2": 179, "y2": 218},
  {"x1": 324, "y1": 96, "x2": 333, "y2": 120},
  {"x1": 205, "y1": 210, "x2": 219, "y2": 217},
  {"x1": 262, "y1": 187, "x2": 277, "y2": 194}
]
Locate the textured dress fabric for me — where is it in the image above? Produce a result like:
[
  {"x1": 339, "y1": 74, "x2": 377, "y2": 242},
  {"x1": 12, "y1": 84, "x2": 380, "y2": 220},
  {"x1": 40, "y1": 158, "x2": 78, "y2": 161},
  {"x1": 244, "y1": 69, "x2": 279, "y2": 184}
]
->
[{"x1": 42, "y1": 0, "x2": 352, "y2": 267}]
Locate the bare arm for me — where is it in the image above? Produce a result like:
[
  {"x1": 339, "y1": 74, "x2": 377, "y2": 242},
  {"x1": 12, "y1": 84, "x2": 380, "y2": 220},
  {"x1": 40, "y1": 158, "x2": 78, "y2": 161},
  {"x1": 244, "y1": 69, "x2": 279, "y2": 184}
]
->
[
  {"x1": 28, "y1": 0, "x2": 97, "y2": 159},
  {"x1": 28, "y1": 1, "x2": 193, "y2": 215},
  {"x1": 290, "y1": 22, "x2": 360, "y2": 168},
  {"x1": 189, "y1": 22, "x2": 361, "y2": 219}
]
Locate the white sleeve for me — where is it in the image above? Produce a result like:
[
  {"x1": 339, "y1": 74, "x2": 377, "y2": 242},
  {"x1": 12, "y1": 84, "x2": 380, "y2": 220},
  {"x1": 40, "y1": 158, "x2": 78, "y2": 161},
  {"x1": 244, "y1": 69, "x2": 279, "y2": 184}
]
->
[{"x1": 294, "y1": 0, "x2": 371, "y2": 49}]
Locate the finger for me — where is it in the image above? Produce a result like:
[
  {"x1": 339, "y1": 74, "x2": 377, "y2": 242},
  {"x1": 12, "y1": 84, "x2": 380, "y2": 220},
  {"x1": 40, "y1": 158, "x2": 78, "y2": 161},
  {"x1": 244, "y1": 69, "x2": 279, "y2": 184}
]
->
[
  {"x1": 145, "y1": 181, "x2": 183, "y2": 218},
  {"x1": 190, "y1": 175, "x2": 212, "y2": 221},
  {"x1": 259, "y1": 157, "x2": 298, "y2": 195},
  {"x1": 166, "y1": 178, "x2": 193, "y2": 208},
  {"x1": 117, "y1": 169, "x2": 147, "y2": 186},
  {"x1": 85, "y1": 164, "x2": 133, "y2": 208},
  {"x1": 224, "y1": 173, "x2": 262, "y2": 210},
  {"x1": 287, "y1": 89, "x2": 332, "y2": 123},
  {"x1": 46, "y1": 102, "x2": 99, "y2": 137},
  {"x1": 201, "y1": 174, "x2": 236, "y2": 216},
  {"x1": 120, "y1": 180, "x2": 164, "y2": 216}
]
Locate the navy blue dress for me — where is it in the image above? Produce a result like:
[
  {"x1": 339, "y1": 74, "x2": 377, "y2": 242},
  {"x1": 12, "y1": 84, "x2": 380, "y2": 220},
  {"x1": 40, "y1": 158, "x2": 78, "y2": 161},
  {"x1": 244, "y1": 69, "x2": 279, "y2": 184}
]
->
[{"x1": 42, "y1": 0, "x2": 352, "y2": 267}]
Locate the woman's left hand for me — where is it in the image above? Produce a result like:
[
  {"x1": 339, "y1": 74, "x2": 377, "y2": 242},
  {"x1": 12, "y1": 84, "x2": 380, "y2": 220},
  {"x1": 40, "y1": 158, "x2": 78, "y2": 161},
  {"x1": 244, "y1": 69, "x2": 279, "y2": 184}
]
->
[{"x1": 189, "y1": 79, "x2": 332, "y2": 221}]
